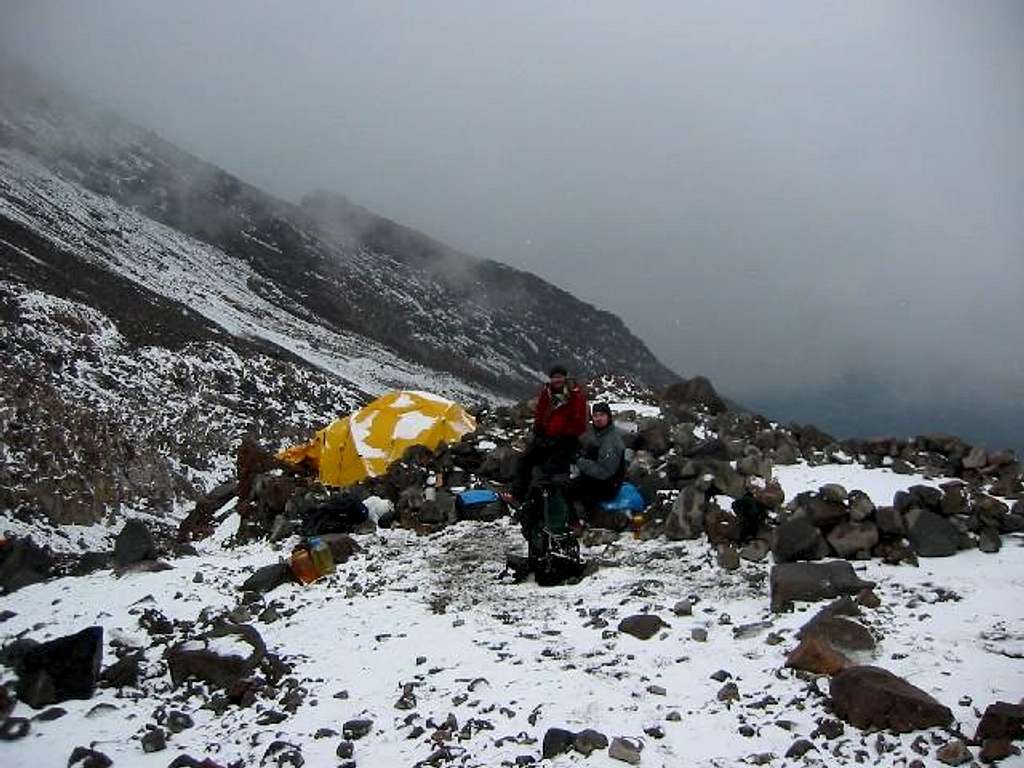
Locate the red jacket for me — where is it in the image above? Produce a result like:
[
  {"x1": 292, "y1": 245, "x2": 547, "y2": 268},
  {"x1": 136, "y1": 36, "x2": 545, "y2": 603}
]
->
[{"x1": 533, "y1": 380, "x2": 588, "y2": 439}]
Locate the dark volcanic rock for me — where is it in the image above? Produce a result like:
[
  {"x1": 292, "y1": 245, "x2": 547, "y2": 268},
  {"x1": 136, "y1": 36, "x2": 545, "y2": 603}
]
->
[
  {"x1": 113, "y1": 519, "x2": 156, "y2": 567},
  {"x1": 100, "y1": 652, "x2": 142, "y2": 689},
  {"x1": 166, "y1": 624, "x2": 265, "y2": 689},
  {"x1": 907, "y1": 510, "x2": 960, "y2": 557},
  {"x1": 786, "y1": 636, "x2": 850, "y2": 676},
  {"x1": 829, "y1": 665, "x2": 953, "y2": 732},
  {"x1": 770, "y1": 561, "x2": 874, "y2": 613},
  {"x1": 0, "y1": 536, "x2": 54, "y2": 594},
  {"x1": 68, "y1": 746, "x2": 113, "y2": 767},
  {"x1": 975, "y1": 701, "x2": 1024, "y2": 741},
  {"x1": 542, "y1": 728, "x2": 576, "y2": 759},
  {"x1": 618, "y1": 614, "x2": 667, "y2": 640},
  {"x1": 827, "y1": 522, "x2": 880, "y2": 559},
  {"x1": 15, "y1": 626, "x2": 103, "y2": 709},
  {"x1": 772, "y1": 518, "x2": 829, "y2": 563},
  {"x1": 240, "y1": 562, "x2": 293, "y2": 594}
]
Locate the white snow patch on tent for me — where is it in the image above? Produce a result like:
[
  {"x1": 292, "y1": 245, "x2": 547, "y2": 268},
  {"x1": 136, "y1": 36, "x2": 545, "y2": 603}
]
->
[
  {"x1": 349, "y1": 411, "x2": 387, "y2": 460},
  {"x1": 393, "y1": 410, "x2": 437, "y2": 440}
]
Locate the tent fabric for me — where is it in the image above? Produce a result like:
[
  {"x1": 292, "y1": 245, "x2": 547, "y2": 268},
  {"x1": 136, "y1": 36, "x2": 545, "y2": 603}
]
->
[{"x1": 278, "y1": 391, "x2": 477, "y2": 487}]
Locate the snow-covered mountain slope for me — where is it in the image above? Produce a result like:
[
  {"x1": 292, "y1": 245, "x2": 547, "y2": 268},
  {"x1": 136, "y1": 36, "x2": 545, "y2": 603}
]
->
[
  {"x1": 0, "y1": 74, "x2": 677, "y2": 396},
  {"x1": 2, "y1": 459, "x2": 1022, "y2": 768}
]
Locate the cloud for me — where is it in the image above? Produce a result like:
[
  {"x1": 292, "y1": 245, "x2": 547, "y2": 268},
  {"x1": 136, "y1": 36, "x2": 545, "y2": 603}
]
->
[{"x1": 3, "y1": 1, "x2": 1022, "y2": 440}]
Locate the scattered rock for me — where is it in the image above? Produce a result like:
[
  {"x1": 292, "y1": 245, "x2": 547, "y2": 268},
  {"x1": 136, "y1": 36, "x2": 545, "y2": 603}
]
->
[
  {"x1": 342, "y1": 719, "x2": 373, "y2": 740},
  {"x1": 856, "y1": 589, "x2": 881, "y2": 609},
  {"x1": 240, "y1": 563, "x2": 293, "y2": 594},
  {"x1": 542, "y1": 728, "x2": 575, "y2": 759},
  {"x1": 936, "y1": 739, "x2": 972, "y2": 766},
  {"x1": 100, "y1": 651, "x2": 142, "y2": 689},
  {"x1": 829, "y1": 665, "x2": 953, "y2": 732},
  {"x1": 573, "y1": 728, "x2": 609, "y2": 756},
  {"x1": 141, "y1": 728, "x2": 167, "y2": 753},
  {"x1": 770, "y1": 561, "x2": 875, "y2": 612},
  {"x1": 68, "y1": 746, "x2": 113, "y2": 767},
  {"x1": 608, "y1": 736, "x2": 643, "y2": 765},
  {"x1": 717, "y1": 682, "x2": 740, "y2": 702},
  {"x1": 717, "y1": 544, "x2": 740, "y2": 571},
  {"x1": 0, "y1": 717, "x2": 29, "y2": 741},
  {"x1": 336, "y1": 741, "x2": 354, "y2": 760},
  {"x1": 618, "y1": 614, "x2": 666, "y2": 640},
  {"x1": 786, "y1": 636, "x2": 850, "y2": 676},
  {"x1": 672, "y1": 599, "x2": 692, "y2": 616},
  {"x1": 691, "y1": 627, "x2": 708, "y2": 642},
  {"x1": 113, "y1": 520, "x2": 156, "y2": 567},
  {"x1": 167, "y1": 710, "x2": 194, "y2": 733},
  {"x1": 786, "y1": 739, "x2": 815, "y2": 758}
]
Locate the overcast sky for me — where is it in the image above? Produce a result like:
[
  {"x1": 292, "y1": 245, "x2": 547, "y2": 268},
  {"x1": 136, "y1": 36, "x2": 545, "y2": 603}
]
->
[{"x1": 4, "y1": 1, "x2": 1022, "y2": 419}]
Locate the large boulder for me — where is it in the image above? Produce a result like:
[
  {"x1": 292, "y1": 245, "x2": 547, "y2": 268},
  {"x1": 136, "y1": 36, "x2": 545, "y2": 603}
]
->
[
  {"x1": 14, "y1": 626, "x2": 103, "y2": 709},
  {"x1": 975, "y1": 702, "x2": 1024, "y2": 741},
  {"x1": 664, "y1": 486, "x2": 705, "y2": 541},
  {"x1": 166, "y1": 624, "x2": 266, "y2": 689},
  {"x1": 770, "y1": 561, "x2": 874, "y2": 613},
  {"x1": 662, "y1": 375, "x2": 727, "y2": 414},
  {"x1": 829, "y1": 665, "x2": 953, "y2": 732},
  {"x1": 712, "y1": 462, "x2": 747, "y2": 499},
  {"x1": 704, "y1": 503, "x2": 741, "y2": 544},
  {"x1": 113, "y1": 520, "x2": 156, "y2": 567},
  {"x1": 478, "y1": 446, "x2": 521, "y2": 482},
  {"x1": 807, "y1": 498, "x2": 848, "y2": 527},
  {"x1": 907, "y1": 510, "x2": 960, "y2": 557},
  {"x1": 847, "y1": 491, "x2": 875, "y2": 522},
  {"x1": 827, "y1": 522, "x2": 880, "y2": 559},
  {"x1": 962, "y1": 445, "x2": 988, "y2": 470},
  {"x1": 0, "y1": 537, "x2": 54, "y2": 594},
  {"x1": 772, "y1": 518, "x2": 829, "y2": 563}
]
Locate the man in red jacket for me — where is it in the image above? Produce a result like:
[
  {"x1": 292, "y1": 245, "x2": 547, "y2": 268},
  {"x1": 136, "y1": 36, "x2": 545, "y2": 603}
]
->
[{"x1": 511, "y1": 364, "x2": 588, "y2": 502}]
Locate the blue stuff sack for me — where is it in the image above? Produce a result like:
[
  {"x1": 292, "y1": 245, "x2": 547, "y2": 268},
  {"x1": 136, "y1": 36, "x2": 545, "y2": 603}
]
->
[
  {"x1": 456, "y1": 488, "x2": 507, "y2": 522},
  {"x1": 598, "y1": 482, "x2": 646, "y2": 513},
  {"x1": 457, "y1": 489, "x2": 500, "y2": 507}
]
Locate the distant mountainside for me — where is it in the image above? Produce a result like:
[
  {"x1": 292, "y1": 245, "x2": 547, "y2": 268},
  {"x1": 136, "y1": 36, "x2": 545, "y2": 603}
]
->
[
  {"x1": 0, "y1": 74, "x2": 677, "y2": 396},
  {"x1": 0, "y1": 71, "x2": 678, "y2": 525}
]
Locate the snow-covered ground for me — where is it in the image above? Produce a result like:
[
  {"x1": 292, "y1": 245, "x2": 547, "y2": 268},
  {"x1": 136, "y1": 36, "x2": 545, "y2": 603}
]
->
[{"x1": 3, "y1": 462, "x2": 1023, "y2": 767}]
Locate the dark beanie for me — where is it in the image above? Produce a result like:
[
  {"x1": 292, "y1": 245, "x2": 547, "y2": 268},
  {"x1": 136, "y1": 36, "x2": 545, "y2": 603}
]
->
[
  {"x1": 592, "y1": 402, "x2": 612, "y2": 417},
  {"x1": 548, "y1": 363, "x2": 568, "y2": 377}
]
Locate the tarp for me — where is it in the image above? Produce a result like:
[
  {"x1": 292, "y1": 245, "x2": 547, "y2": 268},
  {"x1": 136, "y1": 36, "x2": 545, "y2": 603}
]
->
[
  {"x1": 278, "y1": 391, "x2": 476, "y2": 487},
  {"x1": 598, "y1": 482, "x2": 647, "y2": 514}
]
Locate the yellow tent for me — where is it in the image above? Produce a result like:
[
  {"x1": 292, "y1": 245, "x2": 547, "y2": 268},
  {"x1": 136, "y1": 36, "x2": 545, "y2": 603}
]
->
[{"x1": 278, "y1": 390, "x2": 477, "y2": 487}]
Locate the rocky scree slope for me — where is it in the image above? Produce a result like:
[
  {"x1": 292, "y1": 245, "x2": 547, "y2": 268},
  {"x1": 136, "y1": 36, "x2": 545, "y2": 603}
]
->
[{"x1": 2, "y1": 377, "x2": 1024, "y2": 767}]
